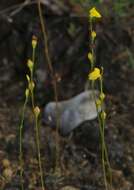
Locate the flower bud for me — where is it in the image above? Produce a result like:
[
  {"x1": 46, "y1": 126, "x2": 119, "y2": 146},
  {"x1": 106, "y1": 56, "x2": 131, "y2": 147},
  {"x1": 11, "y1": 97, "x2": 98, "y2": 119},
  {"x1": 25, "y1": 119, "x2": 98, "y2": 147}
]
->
[
  {"x1": 88, "y1": 52, "x2": 93, "y2": 63},
  {"x1": 27, "y1": 59, "x2": 34, "y2": 71},
  {"x1": 26, "y1": 74, "x2": 30, "y2": 83},
  {"x1": 34, "y1": 106, "x2": 40, "y2": 118},
  {"x1": 100, "y1": 92, "x2": 105, "y2": 101},
  {"x1": 28, "y1": 81, "x2": 35, "y2": 92},
  {"x1": 96, "y1": 99, "x2": 102, "y2": 107},
  {"x1": 32, "y1": 35, "x2": 37, "y2": 49},
  {"x1": 101, "y1": 111, "x2": 106, "y2": 120},
  {"x1": 25, "y1": 88, "x2": 29, "y2": 98},
  {"x1": 91, "y1": 31, "x2": 96, "y2": 40}
]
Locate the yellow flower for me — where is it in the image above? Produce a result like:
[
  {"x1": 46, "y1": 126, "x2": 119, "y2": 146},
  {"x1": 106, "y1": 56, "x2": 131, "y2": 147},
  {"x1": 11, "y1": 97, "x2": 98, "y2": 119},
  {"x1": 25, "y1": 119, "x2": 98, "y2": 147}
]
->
[
  {"x1": 91, "y1": 31, "x2": 96, "y2": 40},
  {"x1": 88, "y1": 67, "x2": 101, "y2": 80},
  {"x1": 32, "y1": 35, "x2": 38, "y2": 49},
  {"x1": 88, "y1": 52, "x2": 93, "y2": 63},
  {"x1": 89, "y1": 7, "x2": 102, "y2": 18}
]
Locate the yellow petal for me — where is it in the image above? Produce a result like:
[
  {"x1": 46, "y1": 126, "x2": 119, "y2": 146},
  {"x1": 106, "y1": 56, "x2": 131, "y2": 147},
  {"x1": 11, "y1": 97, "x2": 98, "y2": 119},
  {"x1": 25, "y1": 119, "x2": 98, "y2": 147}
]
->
[
  {"x1": 88, "y1": 67, "x2": 101, "y2": 80},
  {"x1": 89, "y1": 7, "x2": 102, "y2": 18}
]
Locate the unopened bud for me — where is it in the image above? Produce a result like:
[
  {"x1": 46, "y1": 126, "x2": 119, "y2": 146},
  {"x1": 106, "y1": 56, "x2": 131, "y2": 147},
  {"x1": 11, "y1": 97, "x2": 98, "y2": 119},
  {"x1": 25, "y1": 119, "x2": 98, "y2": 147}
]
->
[
  {"x1": 100, "y1": 92, "x2": 105, "y2": 101},
  {"x1": 88, "y1": 52, "x2": 93, "y2": 63},
  {"x1": 25, "y1": 88, "x2": 29, "y2": 98},
  {"x1": 34, "y1": 106, "x2": 40, "y2": 118},
  {"x1": 32, "y1": 35, "x2": 38, "y2": 49},
  {"x1": 101, "y1": 111, "x2": 106, "y2": 120},
  {"x1": 91, "y1": 31, "x2": 96, "y2": 40},
  {"x1": 28, "y1": 81, "x2": 35, "y2": 91},
  {"x1": 27, "y1": 59, "x2": 34, "y2": 71},
  {"x1": 26, "y1": 74, "x2": 30, "y2": 82},
  {"x1": 96, "y1": 99, "x2": 102, "y2": 107}
]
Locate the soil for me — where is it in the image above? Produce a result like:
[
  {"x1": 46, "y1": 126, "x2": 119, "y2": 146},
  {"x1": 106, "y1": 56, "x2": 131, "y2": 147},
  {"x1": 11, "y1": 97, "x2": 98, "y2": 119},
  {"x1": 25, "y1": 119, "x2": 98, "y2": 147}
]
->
[{"x1": 0, "y1": 1, "x2": 134, "y2": 190}]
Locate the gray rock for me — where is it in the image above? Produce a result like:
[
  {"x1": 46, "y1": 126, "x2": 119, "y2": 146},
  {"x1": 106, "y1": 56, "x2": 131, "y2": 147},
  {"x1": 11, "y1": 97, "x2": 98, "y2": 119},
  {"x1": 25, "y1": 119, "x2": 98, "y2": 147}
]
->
[{"x1": 44, "y1": 90, "x2": 100, "y2": 136}]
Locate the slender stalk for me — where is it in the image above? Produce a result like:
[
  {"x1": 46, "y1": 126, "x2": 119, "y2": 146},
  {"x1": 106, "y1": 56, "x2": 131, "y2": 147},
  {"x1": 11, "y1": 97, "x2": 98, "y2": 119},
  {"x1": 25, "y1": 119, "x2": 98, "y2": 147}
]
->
[
  {"x1": 92, "y1": 89, "x2": 108, "y2": 190},
  {"x1": 100, "y1": 76, "x2": 112, "y2": 186},
  {"x1": 32, "y1": 61, "x2": 45, "y2": 190},
  {"x1": 37, "y1": 0, "x2": 60, "y2": 172},
  {"x1": 27, "y1": 39, "x2": 45, "y2": 189},
  {"x1": 37, "y1": 0, "x2": 54, "y2": 75},
  {"x1": 35, "y1": 115, "x2": 45, "y2": 190},
  {"x1": 30, "y1": 47, "x2": 35, "y2": 108},
  {"x1": 89, "y1": 18, "x2": 94, "y2": 71},
  {"x1": 31, "y1": 89, "x2": 35, "y2": 109},
  {"x1": 89, "y1": 15, "x2": 112, "y2": 189},
  {"x1": 19, "y1": 93, "x2": 29, "y2": 190}
]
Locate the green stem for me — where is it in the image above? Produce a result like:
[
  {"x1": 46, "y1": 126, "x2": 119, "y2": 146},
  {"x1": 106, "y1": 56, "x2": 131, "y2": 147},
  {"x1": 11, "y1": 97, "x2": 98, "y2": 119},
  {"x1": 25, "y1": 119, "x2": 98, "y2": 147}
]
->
[
  {"x1": 101, "y1": 118, "x2": 108, "y2": 190},
  {"x1": 89, "y1": 17, "x2": 94, "y2": 70},
  {"x1": 100, "y1": 77, "x2": 112, "y2": 187},
  {"x1": 28, "y1": 35, "x2": 45, "y2": 190},
  {"x1": 89, "y1": 16, "x2": 112, "y2": 189},
  {"x1": 35, "y1": 116, "x2": 45, "y2": 190},
  {"x1": 102, "y1": 118, "x2": 112, "y2": 186},
  {"x1": 92, "y1": 89, "x2": 108, "y2": 189},
  {"x1": 32, "y1": 47, "x2": 35, "y2": 80},
  {"x1": 98, "y1": 109, "x2": 112, "y2": 189},
  {"x1": 31, "y1": 90, "x2": 35, "y2": 110},
  {"x1": 19, "y1": 96, "x2": 28, "y2": 190}
]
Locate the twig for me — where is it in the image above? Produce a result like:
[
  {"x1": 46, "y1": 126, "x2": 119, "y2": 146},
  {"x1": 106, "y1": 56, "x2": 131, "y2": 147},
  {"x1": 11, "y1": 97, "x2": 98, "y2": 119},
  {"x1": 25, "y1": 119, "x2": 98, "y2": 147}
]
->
[{"x1": 37, "y1": 0, "x2": 61, "y2": 172}]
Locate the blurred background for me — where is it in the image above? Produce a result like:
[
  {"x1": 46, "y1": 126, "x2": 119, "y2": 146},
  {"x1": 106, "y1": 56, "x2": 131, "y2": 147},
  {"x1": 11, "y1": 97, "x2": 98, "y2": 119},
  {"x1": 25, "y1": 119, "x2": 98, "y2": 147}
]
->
[{"x1": 0, "y1": 0, "x2": 134, "y2": 189}]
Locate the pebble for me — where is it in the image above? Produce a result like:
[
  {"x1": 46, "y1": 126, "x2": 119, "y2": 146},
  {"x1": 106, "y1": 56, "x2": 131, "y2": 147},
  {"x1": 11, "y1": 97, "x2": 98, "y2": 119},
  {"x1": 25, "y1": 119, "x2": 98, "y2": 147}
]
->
[{"x1": 44, "y1": 90, "x2": 100, "y2": 136}]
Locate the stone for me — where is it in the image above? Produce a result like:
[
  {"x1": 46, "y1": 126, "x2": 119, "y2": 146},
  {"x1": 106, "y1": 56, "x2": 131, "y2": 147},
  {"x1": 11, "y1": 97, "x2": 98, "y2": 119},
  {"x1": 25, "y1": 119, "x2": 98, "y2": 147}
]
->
[{"x1": 44, "y1": 90, "x2": 100, "y2": 136}]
